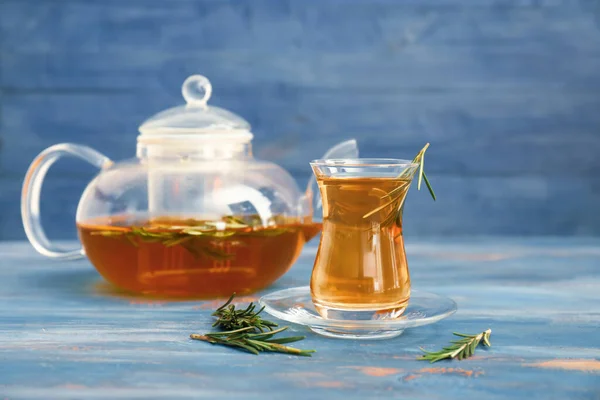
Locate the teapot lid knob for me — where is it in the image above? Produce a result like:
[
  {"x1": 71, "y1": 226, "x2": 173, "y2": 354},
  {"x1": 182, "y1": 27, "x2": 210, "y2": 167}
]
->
[
  {"x1": 182, "y1": 75, "x2": 212, "y2": 107},
  {"x1": 138, "y1": 73, "x2": 252, "y2": 140}
]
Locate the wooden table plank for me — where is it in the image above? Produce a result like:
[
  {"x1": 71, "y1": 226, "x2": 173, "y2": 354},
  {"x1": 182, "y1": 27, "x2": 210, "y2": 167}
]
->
[{"x1": 1, "y1": 238, "x2": 599, "y2": 399}]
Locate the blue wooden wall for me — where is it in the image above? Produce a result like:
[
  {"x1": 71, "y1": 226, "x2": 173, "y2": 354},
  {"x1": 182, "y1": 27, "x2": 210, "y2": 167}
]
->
[{"x1": 1, "y1": 0, "x2": 599, "y2": 240}]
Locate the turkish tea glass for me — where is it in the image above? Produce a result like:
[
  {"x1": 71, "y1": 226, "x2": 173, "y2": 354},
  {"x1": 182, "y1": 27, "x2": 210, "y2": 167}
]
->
[{"x1": 310, "y1": 159, "x2": 418, "y2": 320}]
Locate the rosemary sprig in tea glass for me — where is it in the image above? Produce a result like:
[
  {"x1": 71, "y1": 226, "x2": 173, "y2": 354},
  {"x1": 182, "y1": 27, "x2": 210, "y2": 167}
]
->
[
  {"x1": 191, "y1": 294, "x2": 315, "y2": 356},
  {"x1": 91, "y1": 215, "x2": 295, "y2": 261},
  {"x1": 363, "y1": 143, "x2": 436, "y2": 227}
]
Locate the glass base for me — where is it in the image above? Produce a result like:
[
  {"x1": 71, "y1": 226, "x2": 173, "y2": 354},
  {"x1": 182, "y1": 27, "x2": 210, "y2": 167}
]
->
[
  {"x1": 310, "y1": 326, "x2": 404, "y2": 340},
  {"x1": 313, "y1": 302, "x2": 407, "y2": 320}
]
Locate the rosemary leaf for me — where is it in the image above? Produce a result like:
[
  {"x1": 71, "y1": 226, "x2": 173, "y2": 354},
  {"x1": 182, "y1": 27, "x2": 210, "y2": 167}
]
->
[
  {"x1": 265, "y1": 336, "x2": 307, "y2": 345},
  {"x1": 222, "y1": 216, "x2": 249, "y2": 227},
  {"x1": 206, "y1": 326, "x2": 257, "y2": 337},
  {"x1": 416, "y1": 143, "x2": 430, "y2": 190},
  {"x1": 246, "y1": 326, "x2": 288, "y2": 339},
  {"x1": 212, "y1": 231, "x2": 238, "y2": 238},
  {"x1": 191, "y1": 331, "x2": 314, "y2": 356},
  {"x1": 162, "y1": 236, "x2": 191, "y2": 247},
  {"x1": 211, "y1": 294, "x2": 279, "y2": 332},
  {"x1": 362, "y1": 194, "x2": 403, "y2": 219},
  {"x1": 418, "y1": 329, "x2": 492, "y2": 363},
  {"x1": 191, "y1": 294, "x2": 315, "y2": 357},
  {"x1": 423, "y1": 172, "x2": 436, "y2": 201},
  {"x1": 125, "y1": 234, "x2": 139, "y2": 247},
  {"x1": 90, "y1": 231, "x2": 125, "y2": 237},
  {"x1": 182, "y1": 227, "x2": 214, "y2": 236},
  {"x1": 379, "y1": 182, "x2": 409, "y2": 200},
  {"x1": 180, "y1": 240, "x2": 204, "y2": 259},
  {"x1": 200, "y1": 246, "x2": 235, "y2": 261}
]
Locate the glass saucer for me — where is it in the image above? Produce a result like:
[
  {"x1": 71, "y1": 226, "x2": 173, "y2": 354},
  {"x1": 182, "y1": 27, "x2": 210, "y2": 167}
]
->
[{"x1": 259, "y1": 287, "x2": 457, "y2": 340}]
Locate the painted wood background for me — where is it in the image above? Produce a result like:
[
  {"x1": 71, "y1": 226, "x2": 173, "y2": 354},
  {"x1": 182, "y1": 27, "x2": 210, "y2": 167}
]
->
[
  {"x1": 1, "y1": 0, "x2": 600, "y2": 240},
  {"x1": 1, "y1": 238, "x2": 599, "y2": 398}
]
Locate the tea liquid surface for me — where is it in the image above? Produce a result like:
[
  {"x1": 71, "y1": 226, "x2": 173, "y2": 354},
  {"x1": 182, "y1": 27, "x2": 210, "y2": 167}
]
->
[
  {"x1": 78, "y1": 216, "x2": 321, "y2": 298},
  {"x1": 311, "y1": 176, "x2": 412, "y2": 318}
]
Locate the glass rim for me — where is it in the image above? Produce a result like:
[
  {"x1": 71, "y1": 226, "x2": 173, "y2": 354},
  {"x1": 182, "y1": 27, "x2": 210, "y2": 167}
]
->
[{"x1": 310, "y1": 158, "x2": 418, "y2": 168}]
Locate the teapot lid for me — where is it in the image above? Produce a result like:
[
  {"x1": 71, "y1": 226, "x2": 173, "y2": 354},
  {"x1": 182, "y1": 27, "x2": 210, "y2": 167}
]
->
[{"x1": 138, "y1": 75, "x2": 252, "y2": 142}]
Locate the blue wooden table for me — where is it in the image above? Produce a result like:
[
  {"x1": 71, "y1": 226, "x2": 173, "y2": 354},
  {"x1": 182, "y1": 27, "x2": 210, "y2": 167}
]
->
[{"x1": 1, "y1": 238, "x2": 599, "y2": 399}]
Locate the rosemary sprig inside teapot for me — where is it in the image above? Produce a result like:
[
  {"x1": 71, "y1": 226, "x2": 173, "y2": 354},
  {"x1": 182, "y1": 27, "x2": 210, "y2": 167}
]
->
[{"x1": 91, "y1": 215, "x2": 296, "y2": 260}]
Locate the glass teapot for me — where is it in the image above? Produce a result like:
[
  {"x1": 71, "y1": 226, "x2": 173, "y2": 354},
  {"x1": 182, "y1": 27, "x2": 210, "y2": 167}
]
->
[{"x1": 21, "y1": 74, "x2": 358, "y2": 298}]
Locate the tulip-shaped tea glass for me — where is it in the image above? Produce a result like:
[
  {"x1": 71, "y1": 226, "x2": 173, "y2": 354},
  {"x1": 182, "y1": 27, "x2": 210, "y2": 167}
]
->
[
  {"x1": 259, "y1": 154, "x2": 456, "y2": 339},
  {"x1": 309, "y1": 159, "x2": 419, "y2": 320}
]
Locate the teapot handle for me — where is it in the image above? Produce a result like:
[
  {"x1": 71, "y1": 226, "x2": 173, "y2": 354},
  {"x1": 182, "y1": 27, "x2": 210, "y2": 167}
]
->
[{"x1": 21, "y1": 143, "x2": 112, "y2": 260}]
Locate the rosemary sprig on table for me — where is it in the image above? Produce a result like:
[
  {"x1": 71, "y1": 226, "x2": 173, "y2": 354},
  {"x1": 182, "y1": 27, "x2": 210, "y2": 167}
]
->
[
  {"x1": 191, "y1": 326, "x2": 315, "y2": 356},
  {"x1": 211, "y1": 293, "x2": 278, "y2": 332},
  {"x1": 418, "y1": 329, "x2": 492, "y2": 363},
  {"x1": 363, "y1": 143, "x2": 436, "y2": 227},
  {"x1": 191, "y1": 294, "x2": 315, "y2": 357}
]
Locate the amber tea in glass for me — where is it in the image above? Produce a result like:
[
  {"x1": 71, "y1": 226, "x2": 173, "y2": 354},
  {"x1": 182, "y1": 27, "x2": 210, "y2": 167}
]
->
[{"x1": 310, "y1": 159, "x2": 418, "y2": 320}]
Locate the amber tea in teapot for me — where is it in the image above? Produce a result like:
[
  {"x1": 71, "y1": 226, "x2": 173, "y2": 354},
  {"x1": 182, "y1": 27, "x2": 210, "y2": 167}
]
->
[{"x1": 78, "y1": 215, "x2": 320, "y2": 297}]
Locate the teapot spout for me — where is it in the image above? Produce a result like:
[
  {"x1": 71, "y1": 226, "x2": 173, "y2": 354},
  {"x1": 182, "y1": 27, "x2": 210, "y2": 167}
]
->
[{"x1": 303, "y1": 139, "x2": 359, "y2": 220}]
